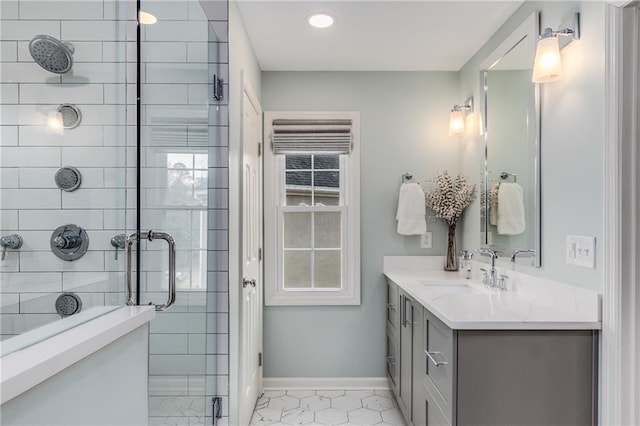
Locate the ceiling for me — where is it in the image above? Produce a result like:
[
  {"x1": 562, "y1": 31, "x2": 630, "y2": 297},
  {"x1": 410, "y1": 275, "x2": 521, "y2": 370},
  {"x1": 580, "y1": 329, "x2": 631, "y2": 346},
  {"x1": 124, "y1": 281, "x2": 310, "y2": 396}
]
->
[{"x1": 236, "y1": 1, "x2": 525, "y2": 71}]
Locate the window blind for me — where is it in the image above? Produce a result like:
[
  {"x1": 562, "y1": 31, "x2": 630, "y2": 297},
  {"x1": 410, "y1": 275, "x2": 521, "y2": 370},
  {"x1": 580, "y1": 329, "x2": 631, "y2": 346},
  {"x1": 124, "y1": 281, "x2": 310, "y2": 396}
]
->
[{"x1": 271, "y1": 119, "x2": 353, "y2": 154}]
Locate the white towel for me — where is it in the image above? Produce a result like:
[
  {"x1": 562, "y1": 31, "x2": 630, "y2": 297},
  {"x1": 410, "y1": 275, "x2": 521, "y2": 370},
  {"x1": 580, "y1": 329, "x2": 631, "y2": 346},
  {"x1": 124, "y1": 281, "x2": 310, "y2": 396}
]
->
[
  {"x1": 396, "y1": 183, "x2": 427, "y2": 235},
  {"x1": 489, "y1": 183, "x2": 499, "y2": 226},
  {"x1": 497, "y1": 182, "x2": 525, "y2": 235}
]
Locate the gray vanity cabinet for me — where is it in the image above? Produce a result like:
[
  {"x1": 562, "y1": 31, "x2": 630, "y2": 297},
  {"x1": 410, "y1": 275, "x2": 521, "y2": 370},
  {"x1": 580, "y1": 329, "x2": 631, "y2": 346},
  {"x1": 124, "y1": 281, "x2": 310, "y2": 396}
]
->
[
  {"x1": 419, "y1": 308, "x2": 598, "y2": 426},
  {"x1": 386, "y1": 281, "x2": 425, "y2": 425},
  {"x1": 386, "y1": 279, "x2": 598, "y2": 426}
]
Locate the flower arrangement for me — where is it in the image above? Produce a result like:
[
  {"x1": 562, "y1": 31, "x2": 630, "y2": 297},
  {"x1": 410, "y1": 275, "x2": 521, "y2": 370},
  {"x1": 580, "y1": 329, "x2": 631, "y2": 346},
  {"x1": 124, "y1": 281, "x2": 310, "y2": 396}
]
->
[{"x1": 425, "y1": 171, "x2": 476, "y2": 270}]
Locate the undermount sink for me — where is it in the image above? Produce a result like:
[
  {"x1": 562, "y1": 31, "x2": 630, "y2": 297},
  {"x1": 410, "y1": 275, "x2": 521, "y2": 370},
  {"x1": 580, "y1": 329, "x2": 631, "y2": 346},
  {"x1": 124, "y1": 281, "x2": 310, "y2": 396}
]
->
[
  {"x1": 417, "y1": 279, "x2": 471, "y2": 286},
  {"x1": 416, "y1": 279, "x2": 487, "y2": 295}
]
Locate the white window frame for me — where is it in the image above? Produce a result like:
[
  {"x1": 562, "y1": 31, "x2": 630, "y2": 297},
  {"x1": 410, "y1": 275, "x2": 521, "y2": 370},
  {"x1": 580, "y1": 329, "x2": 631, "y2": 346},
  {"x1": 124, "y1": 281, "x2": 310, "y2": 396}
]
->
[{"x1": 264, "y1": 111, "x2": 360, "y2": 306}]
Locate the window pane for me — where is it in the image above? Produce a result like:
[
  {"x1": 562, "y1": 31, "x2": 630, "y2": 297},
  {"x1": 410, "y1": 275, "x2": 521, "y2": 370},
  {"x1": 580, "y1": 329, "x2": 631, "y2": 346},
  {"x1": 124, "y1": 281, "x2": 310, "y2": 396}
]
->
[
  {"x1": 314, "y1": 212, "x2": 341, "y2": 248},
  {"x1": 313, "y1": 171, "x2": 340, "y2": 206},
  {"x1": 284, "y1": 250, "x2": 312, "y2": 288},
  {"x1": 314, "y1": 155, "x2": 339, "y2": 170},
  {"x1": 314, "y1": 250, "x2": 342, "y2": 288},
  {"x1": 286, "y1": 155, "x2": 311, "y2": 170},
  {"x1": 283, "y1": 212, "x2": 311, "y2": 248},
  {"x1": 286, "y1": 171, "x2": 312, "y2": 206}
]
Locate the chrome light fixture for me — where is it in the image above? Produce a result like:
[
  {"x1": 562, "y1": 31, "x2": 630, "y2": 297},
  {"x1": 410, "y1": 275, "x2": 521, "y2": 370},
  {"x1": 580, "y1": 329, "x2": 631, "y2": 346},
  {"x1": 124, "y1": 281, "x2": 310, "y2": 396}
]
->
[
  {"x1": 532, "y1": 13, "x2": 580, "y2": 83},
  {"x1": 449, "y1": 97, "x2": 473, "y2": 137}
]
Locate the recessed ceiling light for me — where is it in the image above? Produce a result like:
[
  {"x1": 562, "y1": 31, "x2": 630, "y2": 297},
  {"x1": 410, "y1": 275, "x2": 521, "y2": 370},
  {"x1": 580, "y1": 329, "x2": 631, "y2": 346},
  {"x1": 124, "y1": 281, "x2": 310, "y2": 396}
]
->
[
  {"x1": 138, "y1": 11, "x2": 157, "y2": 25},
  {"x1": 307, "y1": 13, "x2": 335, "y2": 29}
]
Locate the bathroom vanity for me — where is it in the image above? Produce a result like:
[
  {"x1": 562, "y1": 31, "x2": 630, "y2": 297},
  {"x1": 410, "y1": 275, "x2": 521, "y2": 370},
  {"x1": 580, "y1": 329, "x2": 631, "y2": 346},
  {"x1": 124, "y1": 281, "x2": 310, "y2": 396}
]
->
[{"x1": 384, "y1": 257, "x2": 601, "y2": 426}]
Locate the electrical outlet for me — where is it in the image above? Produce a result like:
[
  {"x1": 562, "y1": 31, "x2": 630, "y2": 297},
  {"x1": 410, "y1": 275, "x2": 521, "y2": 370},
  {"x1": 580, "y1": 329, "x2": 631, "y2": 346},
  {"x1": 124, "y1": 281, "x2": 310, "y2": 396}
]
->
[
  {"x1": 421, "y1": 232, "x2": 432, "y2": 248},
  {"x1": 566, "y1": 235, "x2": 596, "y2": 268}
]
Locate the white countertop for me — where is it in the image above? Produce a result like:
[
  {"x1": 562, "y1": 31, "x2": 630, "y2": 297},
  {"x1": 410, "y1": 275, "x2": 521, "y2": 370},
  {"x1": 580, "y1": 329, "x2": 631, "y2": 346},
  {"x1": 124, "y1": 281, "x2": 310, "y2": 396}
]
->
[
  {"x1": 383, "y1": 256, "x2": 601, "y2": 330},
  {"x1": 0, "y1": 306, "x2": 155, "y2": 405}
]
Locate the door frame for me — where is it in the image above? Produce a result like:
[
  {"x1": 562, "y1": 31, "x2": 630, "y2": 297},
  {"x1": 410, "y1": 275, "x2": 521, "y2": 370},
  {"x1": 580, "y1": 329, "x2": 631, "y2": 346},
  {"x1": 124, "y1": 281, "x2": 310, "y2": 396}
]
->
[
  {"x1": 602, "y1": 2, "x2": 639, "y2": 424},
  {"x1": 229, "y1": 73, "x2": 263, "y2": 426}
]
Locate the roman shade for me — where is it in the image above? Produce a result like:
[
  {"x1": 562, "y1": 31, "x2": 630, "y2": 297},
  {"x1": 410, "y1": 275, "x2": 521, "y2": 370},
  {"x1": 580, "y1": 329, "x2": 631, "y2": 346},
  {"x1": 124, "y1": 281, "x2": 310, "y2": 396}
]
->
[{"x1": 271, "y1": 119, "x2": 353, "y2": 154}]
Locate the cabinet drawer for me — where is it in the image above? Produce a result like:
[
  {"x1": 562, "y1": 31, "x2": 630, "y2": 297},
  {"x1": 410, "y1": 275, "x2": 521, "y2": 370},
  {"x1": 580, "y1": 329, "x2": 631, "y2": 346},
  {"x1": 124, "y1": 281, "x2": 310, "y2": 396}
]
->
[
  {"x1": 386, "y1": 329, "x2": 399, "y2": 392},
  {"x1": 424, "y1": 308, "x2": 454, "y2": 417},
  {"x1": 386, "y1": 280, "x2": 399, "y2": 332},
  {"x1": 423, "y1": 382, "x2": 451, "y2": 426}
]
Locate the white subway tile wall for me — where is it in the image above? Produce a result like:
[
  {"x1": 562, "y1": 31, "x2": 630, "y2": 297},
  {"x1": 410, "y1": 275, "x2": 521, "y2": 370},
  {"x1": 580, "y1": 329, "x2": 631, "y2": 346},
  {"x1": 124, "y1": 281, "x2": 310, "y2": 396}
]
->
[
  {"x1": 1, "y1": 1, "x2": 229, "y2": 423},
  {"x1": 0, "y1": 0, "x2": 129, "y2": 341}
]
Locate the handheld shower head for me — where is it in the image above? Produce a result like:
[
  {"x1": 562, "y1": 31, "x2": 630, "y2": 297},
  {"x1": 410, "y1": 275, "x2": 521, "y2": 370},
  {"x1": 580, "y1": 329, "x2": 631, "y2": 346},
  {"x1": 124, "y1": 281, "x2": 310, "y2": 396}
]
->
[{"x1": 29, "y1": 35, "x2": 74, "y2": 74}]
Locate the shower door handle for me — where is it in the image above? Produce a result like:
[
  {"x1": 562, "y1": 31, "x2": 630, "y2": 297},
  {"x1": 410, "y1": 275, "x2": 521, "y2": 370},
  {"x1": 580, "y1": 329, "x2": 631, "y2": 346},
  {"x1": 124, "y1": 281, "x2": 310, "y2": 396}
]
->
[{"x1": 126, "y1": 230, "x2": 177, "y2": 312}]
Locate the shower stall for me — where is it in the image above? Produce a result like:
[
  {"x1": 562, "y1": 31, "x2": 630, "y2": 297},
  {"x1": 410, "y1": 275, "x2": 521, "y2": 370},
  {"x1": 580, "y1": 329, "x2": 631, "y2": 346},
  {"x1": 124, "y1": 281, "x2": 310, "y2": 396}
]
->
[{"x1": 0, "y1": 0, "x2": 230, "y2": 424}]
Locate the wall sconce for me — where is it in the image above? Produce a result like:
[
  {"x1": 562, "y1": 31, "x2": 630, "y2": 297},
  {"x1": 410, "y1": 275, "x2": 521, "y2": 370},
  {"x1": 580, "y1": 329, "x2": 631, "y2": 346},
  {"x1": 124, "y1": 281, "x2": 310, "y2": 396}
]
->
[
  {"x1": 532, "y1": 13, "x2": 580, "y2": 83},
  {"x1": 449, "y1": 97, "x2": 473, "y2": 137}
]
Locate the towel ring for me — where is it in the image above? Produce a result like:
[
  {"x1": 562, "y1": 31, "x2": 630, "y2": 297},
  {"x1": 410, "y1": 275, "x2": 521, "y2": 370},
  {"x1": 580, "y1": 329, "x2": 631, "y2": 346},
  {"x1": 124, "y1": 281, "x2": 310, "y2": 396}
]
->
[
  {"x1": 500, "y1": 172, "x2": 517, "y2": 183},
  {"x1": 402, "y1": 173, "x2": 413, "y2": 183}
]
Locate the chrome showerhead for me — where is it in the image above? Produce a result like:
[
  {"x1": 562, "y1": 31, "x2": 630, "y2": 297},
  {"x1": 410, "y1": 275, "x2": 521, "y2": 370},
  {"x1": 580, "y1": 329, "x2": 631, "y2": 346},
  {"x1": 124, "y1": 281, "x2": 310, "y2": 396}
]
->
[{"x1": 29, "y1": 35, "x2": 74, "y2": 74}]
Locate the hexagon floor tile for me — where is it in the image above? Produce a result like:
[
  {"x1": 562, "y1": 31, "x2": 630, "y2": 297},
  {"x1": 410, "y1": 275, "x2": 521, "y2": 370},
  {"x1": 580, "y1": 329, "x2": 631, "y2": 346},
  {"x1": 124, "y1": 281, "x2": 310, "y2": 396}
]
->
[{"x1": 250, "y1": 389, "x2": 406, "y2": 426}]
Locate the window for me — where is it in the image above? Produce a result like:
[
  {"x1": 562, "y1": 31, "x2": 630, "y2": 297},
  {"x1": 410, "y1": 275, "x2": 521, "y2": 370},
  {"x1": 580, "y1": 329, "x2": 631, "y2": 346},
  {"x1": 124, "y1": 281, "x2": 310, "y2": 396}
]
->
[{"x1": 264, "y1": 112, "x2": 360, "y2": 305}]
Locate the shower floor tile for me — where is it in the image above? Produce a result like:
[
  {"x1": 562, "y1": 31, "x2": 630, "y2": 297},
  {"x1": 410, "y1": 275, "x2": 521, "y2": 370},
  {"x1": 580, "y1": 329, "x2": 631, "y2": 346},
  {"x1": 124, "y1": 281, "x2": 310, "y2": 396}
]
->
[{"x1": 249, "y1": 389, "x2": 406, "y2": 426}]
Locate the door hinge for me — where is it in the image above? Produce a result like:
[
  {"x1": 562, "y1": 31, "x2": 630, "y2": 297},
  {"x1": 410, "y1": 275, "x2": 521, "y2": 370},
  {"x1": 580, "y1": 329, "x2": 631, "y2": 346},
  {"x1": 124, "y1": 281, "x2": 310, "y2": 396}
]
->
[
  {"x1": 258, "y1": 248, "x2": 262, "y2": 261},
  {"x1": 258, "y1": 352, "x2": 263, "y2": 367},
  {"x1": 258, "y1": 142, "x2": 262, "y2": 156},
  {"x1": 212, "y1": 397, "x2": 222, "y2": 425}
]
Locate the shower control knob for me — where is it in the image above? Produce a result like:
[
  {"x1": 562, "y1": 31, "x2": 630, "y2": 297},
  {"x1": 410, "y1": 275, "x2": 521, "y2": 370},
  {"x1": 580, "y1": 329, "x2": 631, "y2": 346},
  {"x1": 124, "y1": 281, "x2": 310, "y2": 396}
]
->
[
  {"x1": 50, "y1": 224, "x2": 89, "y2": 261},
  {"x1": 1, "y1": 234, "x2": 23, "y2": 261},
  {"x1": 53, "y1": 234, "x2": 82, "y2": 249}
]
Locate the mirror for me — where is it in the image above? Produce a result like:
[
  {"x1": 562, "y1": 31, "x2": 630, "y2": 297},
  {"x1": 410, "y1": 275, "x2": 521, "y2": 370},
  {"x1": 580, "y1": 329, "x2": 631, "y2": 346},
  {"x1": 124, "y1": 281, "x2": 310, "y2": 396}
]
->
[{"x1": 481, "y1": 12, "x2": 541, "y2": 267}]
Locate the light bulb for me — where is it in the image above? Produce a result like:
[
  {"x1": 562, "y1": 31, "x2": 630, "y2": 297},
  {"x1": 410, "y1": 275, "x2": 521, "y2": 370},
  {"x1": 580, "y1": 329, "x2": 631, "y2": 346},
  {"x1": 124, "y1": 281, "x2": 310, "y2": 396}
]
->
[
  {"x1": 138, "y1": 11, "x2": 157, "y2": 25},
  {"x1": 532, "y1": 36, "x2": 562, "y2": 83},
  {"x1": 449, "y1": 109, "x2": 465, "y2": 137},
  {"x1": 308, "y1": 14, "x2": 335, "y2": 29}
]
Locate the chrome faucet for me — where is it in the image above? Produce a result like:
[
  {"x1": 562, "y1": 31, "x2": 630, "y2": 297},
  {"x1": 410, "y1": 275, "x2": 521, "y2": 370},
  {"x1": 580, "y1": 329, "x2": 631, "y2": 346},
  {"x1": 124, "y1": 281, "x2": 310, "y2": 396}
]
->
[
  {"x1": 511, "y1": 249, "x2": 536, "y2": 263},
  {"x1": 473, "y1": 248, "x2": 499, "y2": 288},
  {"x1": 1, "y1": 234, "x2": 23, "y2": 260}
]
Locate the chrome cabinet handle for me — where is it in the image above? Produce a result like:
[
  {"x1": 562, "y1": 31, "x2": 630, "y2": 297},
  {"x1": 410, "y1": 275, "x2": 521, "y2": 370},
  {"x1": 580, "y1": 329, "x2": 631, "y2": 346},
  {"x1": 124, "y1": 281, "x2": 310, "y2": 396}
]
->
[
  {"x1": 386, "y1": 303, "x2": 396, "y2": 311},
  {"x1": 126, "y1": 230, "x2": 177, "y2": 312},
  {"x1": 402, "y1": 296, "x2": 412, "y2": 327},
  {"x1": 386, "y1": 356, "x2": 397, "y2": 367},
  {"x1": 243, "y1": 278, "x2": 256, "y2": 288},
  {"x1": 400, "y1": 295, "x2": 405, "y2": 327},
  {"x1": 425, "y1": 350, "x2": 449, "y2": 367}
]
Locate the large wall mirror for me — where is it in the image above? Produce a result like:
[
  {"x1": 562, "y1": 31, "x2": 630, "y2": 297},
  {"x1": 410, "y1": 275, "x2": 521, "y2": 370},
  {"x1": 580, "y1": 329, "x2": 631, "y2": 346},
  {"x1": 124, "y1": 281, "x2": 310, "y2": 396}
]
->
[{"x1": 480, "y1": 12, "x2": 541, "y2": 267}]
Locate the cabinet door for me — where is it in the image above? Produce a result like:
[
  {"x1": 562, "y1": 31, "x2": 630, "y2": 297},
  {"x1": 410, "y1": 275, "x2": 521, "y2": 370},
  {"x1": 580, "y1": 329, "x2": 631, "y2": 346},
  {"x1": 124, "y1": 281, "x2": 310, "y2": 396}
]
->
[
  {"x1": 386, "y1": 279, "x2": 400, "y2": 333},
  {"x1": 412, "y1": 302, "x2": 426, "y2": 426},
  {"x1": 398, "y1": 292, "x2": 413, "y2": 420},
  {"x1": 386, "y1": 330, "x2": 399, "y2": 394}
]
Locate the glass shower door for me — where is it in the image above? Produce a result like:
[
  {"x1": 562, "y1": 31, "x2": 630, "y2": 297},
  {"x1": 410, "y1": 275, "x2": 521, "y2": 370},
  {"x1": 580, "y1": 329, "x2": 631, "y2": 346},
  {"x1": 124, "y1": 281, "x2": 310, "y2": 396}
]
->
[{"x1": 135, "y1": 0, "x2": 226, "y2": 424}]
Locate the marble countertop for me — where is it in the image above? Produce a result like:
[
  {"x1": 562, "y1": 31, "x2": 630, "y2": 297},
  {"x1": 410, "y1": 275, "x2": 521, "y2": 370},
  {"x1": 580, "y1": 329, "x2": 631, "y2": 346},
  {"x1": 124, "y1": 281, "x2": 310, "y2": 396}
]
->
[{"x1": 383, "y1": 256, "x2": 601, "y2": 330}]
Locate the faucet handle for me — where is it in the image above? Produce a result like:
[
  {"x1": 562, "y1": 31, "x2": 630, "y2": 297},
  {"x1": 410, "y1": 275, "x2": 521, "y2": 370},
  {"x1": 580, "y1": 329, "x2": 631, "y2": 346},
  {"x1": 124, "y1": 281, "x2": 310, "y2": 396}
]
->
[
  {"x1": 1, "y1": 234, "x2": 23, "y2": 261},
  {"x1": 111, "y1": 234, "x2": 127, "y2": 260},
  {"x1": 479, "y1": 268, "x2": 489, "y2": 286},
  {"x1": 498, "y1": 274, "x2": 510, "y2": 291}
]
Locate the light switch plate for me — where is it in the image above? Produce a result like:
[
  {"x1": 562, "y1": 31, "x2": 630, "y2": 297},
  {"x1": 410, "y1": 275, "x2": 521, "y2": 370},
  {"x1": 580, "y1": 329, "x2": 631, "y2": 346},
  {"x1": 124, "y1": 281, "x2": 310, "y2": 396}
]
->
[
  {"x1": 421, "y1": 232, "x2": 432, "y2": 249},
  {"x1": 566, "y1": 235, "x2": 596, "y2": 268}
]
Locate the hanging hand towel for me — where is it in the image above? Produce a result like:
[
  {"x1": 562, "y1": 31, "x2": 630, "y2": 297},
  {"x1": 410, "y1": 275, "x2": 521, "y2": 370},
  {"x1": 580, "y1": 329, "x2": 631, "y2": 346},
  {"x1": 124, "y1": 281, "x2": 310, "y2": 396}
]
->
[
  {"x1": 497, "y1": 182, "x2": 525, "y2": 235},
  {"x1": 489, "y1": 183, "x2": 500, "y2": 226},
  {"x1": 396, "y1": 182, "x2": 427, "y2": 235}
]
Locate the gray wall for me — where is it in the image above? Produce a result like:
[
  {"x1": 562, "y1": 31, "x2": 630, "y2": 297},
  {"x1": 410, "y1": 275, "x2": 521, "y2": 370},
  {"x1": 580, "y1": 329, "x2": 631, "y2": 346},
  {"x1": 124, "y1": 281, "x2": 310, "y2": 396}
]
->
[
  {"x1": 459, "y1": 1, "x2": 606, "y2": 291},
  {"x1": 261, "y1": 71, "x2": 459, "y2": 377}
]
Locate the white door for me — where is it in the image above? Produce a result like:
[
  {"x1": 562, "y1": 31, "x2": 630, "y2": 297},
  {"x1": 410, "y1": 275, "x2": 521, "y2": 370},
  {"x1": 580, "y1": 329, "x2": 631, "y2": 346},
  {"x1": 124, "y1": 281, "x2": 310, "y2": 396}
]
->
[{"x1": 239, "y1": 85, "x2": 263, "y2": 425}]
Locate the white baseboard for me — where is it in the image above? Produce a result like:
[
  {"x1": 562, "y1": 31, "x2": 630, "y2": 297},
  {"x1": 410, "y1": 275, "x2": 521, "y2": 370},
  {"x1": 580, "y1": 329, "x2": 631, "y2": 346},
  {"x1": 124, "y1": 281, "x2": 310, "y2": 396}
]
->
[{"x1": 263, "y1": 377, "x2": 390, "y2": 390}]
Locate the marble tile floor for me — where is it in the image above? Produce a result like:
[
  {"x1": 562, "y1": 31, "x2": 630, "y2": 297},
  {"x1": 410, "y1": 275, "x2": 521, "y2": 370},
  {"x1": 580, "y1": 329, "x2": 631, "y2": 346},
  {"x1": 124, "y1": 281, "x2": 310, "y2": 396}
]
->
[
  {"x1": 148, "y1": 396, "x2": 206, "y2": 426},
  {"x1": 250, "y1": 390, "x2": 406, "y2": 426}
]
